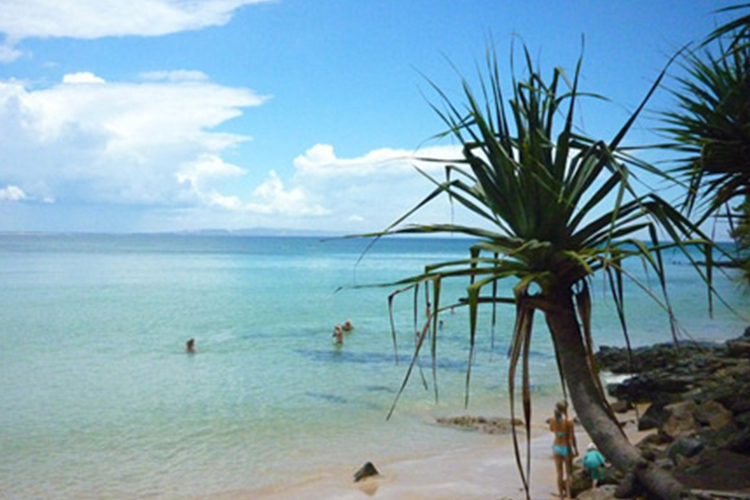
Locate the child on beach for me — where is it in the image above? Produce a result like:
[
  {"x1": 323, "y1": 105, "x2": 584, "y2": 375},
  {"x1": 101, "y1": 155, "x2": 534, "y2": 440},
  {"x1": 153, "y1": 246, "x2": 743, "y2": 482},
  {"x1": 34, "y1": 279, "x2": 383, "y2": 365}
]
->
[{"x1": 583, "y1": 443, "x2": 606, "y2": 487}]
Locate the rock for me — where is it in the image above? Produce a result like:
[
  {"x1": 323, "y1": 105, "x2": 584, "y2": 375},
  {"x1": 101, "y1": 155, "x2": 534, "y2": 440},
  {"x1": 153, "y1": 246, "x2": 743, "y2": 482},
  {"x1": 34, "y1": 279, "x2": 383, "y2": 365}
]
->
[
  {"x1": 607, "y1": 374, "x2": 694, "y2": 404},
  {"x1": 725, "y1": 427, "x2": 750, "y2": 455},
  {"x1": 697, "y1": 382, "x2": 739, "y2": 409},
  {"x1": 435, "y1": 415, "x2": 522, "y2": 434},
  {"x1": 674, "y1": 449, "x2": 750, "y2": 490},
  {"x1": 695, "y1": 400, "x2": 733, "y2": 431},
  {"x1": 614, "y1": 471, "x2": 643, "y2": 499},
  {"x1": 654, "y1": 457, "x2": 675, "y2": 470},
  {"x1": 598, "y1": 332, "x2": 750, "y2": 488},
  {"x1": 730, "y1": 382, "x2": 750, "y2": 413},
  {"x1": 639, "y1": 400, "x2": 670, "y2": 431},
  {"x1": 610, "y1": 400, "x2": 632, "y2": 414},
  {"x1": 663, "y1": 401, "x2": 699, "y2": 439},
  {"x1": 570, "y1": 465, "x2": 593, "y2": 498},
  {"x1": 576, "y1": 484, "x2": 618, "y2": 500},
  {"x1": 353, "y1": 462, "x2": 379, "y2": 482},
  {"x1": 735, "y1": 411, "x2": 750, "y2": 429},
  {"x1": 668, "y1": 436, "x2": 704, "y2": 462},
  {"x1": 727, "y1": 339, "x2": 750, "y2": 358}
]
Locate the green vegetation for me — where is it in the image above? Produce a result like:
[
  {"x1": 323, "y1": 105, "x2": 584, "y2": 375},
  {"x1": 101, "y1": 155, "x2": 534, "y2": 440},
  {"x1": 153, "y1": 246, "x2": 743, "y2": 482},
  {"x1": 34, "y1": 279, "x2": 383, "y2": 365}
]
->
[
  {"x1": 362, "y1": 6, "x2": 750, "y2": 500},
  {"x1": 367, "y1": 46, "x2": 715, "y2": 500},
  {"x1": 661, "y1": 3, "x2": 750, "y2": 280}
]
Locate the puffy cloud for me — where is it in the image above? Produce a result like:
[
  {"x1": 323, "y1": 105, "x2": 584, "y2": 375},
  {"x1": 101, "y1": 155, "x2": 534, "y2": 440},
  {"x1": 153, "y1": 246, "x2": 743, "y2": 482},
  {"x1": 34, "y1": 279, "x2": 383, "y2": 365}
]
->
[
  {"x1": 268, "y1": 143, "x2": 463, "y2": 231},
  {"x1": 0, "y1": 72, "x2": 465, "y2": 231},
  {"x1": 62, "y1": 72, "x2": 106, "y2": 84},
  {"x1": 0, "y1": 72, "x2": 268, "y2": 208},
  {"x1": 248, "y1": 171, "x2": 329, "y2": 216},
  {"x1": 2, "y1": 73, "x2": 455, "y2": 229},
  {"x1": 176, "y1": 154, "x2": 245, "y2": 188},
  {"x1": 0, "y1": 185, "x2": 26, "y2": 201},
  {"x1": 0, "y1": 0, "x2": 274, "y2": 61}
]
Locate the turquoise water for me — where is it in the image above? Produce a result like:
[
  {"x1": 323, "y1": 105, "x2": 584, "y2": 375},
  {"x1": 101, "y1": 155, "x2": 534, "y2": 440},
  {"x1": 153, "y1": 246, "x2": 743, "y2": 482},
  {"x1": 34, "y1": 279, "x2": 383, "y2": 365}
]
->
[{"x1": 0, "y1": 234, "x2": 747, "y2": 499}]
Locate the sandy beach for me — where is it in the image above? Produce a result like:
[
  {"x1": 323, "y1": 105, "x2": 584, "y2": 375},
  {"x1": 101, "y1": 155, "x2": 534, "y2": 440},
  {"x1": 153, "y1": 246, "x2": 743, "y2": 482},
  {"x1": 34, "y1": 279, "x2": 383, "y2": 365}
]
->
[
  {"x1": 243, "y1": 426, "x2": 568, "y2": 500},
  {"x1": 215, "y1": 400, "x2": 611, "y2": 500},
  {"x1": 233, "y1": 398, "x2": 648, "y2": 500}
]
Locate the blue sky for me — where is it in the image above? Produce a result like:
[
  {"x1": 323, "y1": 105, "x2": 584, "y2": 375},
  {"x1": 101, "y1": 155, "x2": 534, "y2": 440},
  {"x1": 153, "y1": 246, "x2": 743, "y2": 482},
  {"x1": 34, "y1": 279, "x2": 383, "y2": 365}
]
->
[{"x1": 0, "y1": 0, "x2": 738, "y2": 234}]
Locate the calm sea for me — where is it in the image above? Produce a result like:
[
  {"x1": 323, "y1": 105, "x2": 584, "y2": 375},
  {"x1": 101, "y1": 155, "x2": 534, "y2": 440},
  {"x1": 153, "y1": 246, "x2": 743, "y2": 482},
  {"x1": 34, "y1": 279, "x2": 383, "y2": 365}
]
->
[{"x1": 0, "y1": 234, "x2": 747, "y2": 499}]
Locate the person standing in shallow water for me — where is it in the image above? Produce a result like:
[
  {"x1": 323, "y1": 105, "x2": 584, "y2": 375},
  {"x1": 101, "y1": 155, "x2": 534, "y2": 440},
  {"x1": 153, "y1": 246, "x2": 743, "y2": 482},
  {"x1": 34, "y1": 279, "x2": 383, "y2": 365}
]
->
[
  {"x1": 332, "y1": 325, "x2": 343, "y2": 345},
  {"x1": 186, "y1": 338, "x2": 196, "y2": 353},
  {"x1": 549, "y1": 400, "x2": 578, "y2": 499}
]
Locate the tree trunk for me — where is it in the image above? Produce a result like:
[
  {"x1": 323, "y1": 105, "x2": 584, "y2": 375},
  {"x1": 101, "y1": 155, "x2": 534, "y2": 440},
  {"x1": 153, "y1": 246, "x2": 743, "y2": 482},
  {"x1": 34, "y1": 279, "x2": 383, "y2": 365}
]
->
[{"x1": 543, "y1": 286, "x2": 687, "y2": 500}]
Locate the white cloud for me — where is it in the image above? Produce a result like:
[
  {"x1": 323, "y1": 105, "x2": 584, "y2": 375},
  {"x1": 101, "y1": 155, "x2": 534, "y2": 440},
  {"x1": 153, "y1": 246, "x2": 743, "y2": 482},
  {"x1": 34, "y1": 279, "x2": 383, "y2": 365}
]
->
[
  {"x1": 253, "y1": 142, "x2": 465, "y2": 231},
  {"x1": 0, "y1": 71, "x2": 466, "y2": 232},
  {"x1": 176, "y1": 154, "x2": 245, "y2": 188},
  {"x1": 139, "y1": 70, "x2": 209, "y2": 83},
  {"x1": 0, "y1": 184, "x2": 26, "y2": 201},
  {"x1": 0, "y1": 43, "x2": 22, "y2": 63},
  {"x1": 293, "y1": 143, "x2": 456, "y2": 178},
  {"x1": 247, "y1": 170, "x2": 329, "y2": 216},
  {"x1": 0, "y1": 73, "x2": 268, "y2": 207},
  {"x1": 0, "y1": 0, "x2": 274, "y2": 62},
  {"x1": 62, "y1": 72, "x2": 105, "y2": 84}
]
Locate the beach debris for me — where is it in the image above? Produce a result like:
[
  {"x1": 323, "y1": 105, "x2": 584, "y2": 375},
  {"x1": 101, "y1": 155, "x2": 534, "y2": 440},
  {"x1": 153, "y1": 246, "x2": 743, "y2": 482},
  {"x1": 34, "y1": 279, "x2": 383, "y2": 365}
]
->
[{"x1": 353, "y1": 461, "x2": 379, "y2": 482}]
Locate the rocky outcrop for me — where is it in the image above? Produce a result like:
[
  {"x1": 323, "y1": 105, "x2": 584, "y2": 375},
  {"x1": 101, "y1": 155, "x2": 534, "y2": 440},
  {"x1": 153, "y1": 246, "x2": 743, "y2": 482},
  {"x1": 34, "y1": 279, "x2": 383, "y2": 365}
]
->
[
  {"x1": 596, "y1": 328, "x2": 750, "y2": 492},
  {"x1": 435, "y1": 415, "x2": 523, "y2": 434}
]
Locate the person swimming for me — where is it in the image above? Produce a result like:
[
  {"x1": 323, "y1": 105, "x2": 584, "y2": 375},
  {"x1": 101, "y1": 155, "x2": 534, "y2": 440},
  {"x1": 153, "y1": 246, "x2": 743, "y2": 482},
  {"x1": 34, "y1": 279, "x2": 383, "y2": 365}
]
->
[
  {"x1": 332, "y1": 325, "x2": 343, "y2": 344},
  {"x1": 342, "y1": 319, "x2": 354, "y2": 332},
  {"x1": 186, "y1": 338, "x2": 196, "y2": 353}
]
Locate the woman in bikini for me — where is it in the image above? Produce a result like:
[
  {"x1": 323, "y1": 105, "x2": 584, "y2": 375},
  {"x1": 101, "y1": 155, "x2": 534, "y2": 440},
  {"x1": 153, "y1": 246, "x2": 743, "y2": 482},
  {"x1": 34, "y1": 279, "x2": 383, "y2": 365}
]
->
[{"x1": 549, "y1": 400, "x2": 578, "y2": 499}]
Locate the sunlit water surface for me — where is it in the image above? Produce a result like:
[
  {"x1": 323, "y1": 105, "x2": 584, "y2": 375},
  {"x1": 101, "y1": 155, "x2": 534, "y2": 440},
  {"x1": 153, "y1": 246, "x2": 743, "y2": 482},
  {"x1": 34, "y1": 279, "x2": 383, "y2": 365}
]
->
[{"x1": 0, "y1": 234, "x2": 746, "y2": 499}]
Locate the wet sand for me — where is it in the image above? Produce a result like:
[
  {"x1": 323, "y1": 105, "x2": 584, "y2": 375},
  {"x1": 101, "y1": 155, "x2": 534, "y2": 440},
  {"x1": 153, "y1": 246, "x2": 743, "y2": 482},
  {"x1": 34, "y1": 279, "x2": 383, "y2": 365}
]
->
[{"x1": 241, "y1": 422, "x2": 586, "y2": 500}]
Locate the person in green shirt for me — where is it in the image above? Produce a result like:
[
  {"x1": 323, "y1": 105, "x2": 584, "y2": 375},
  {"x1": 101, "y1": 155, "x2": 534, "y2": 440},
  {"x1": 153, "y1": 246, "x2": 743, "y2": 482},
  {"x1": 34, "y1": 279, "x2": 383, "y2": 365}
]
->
[{"x1": 583, "y1": 443, "x2": 606, "y2": 487}]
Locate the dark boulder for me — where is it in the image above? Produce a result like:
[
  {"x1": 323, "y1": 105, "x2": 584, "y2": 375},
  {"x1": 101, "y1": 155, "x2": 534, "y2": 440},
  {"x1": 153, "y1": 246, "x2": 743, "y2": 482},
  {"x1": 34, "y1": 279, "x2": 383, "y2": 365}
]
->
[
  {"x1": 667, "y1": 435, "x2": 704, "y2": 462},
  {"x1": 725, "y1": 427, "x2": 750, "y2": 455},
  {"x1": 607, "y1": 374, "x2": 694, "y2": 404},
  {"x1": 639, "y1": 400, "x2": 670, "y2": 431},
  {"x1": 353, "y1": 462, "x2": 380, "y2": 482}
]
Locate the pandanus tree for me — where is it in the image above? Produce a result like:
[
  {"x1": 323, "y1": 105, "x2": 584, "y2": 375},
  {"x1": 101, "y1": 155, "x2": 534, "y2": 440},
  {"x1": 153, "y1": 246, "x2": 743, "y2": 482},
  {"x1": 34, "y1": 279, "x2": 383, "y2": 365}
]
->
[
  {"x1": 371, "y1": 48, "x2": 717, "y2": 500},
  {"x1": 660, "y1": 4, "x2": 750, "y2": 280}
]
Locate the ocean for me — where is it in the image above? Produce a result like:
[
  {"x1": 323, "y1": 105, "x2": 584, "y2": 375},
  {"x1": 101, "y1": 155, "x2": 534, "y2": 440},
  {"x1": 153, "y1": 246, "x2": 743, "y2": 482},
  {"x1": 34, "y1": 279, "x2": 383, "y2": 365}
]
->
[{"x1": 0, "y1": 233, "x2": 747, "y2": 499}]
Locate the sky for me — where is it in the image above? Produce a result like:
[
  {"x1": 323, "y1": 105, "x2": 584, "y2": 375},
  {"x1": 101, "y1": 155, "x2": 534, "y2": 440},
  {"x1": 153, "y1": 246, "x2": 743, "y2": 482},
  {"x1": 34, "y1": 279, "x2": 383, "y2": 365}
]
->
[{"x1": 0, "y1": 0, "x2": 739, "y2": 234}]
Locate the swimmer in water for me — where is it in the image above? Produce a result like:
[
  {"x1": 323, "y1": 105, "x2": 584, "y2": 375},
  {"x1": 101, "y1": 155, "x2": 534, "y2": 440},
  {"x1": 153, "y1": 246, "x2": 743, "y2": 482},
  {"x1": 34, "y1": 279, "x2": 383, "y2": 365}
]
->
[{"x1": 332, "y1": 325, "x2": 343, "y2": 345}]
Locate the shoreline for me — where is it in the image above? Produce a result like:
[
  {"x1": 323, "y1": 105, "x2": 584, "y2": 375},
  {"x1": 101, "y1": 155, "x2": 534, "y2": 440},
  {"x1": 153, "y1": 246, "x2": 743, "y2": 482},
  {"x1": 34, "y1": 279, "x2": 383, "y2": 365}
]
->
[
  {"x1": 207, "y1": 397, "x2": 625, "y2": 500},
  {"x1": 245, "y1": 430, "x2": 562, "y2": 500}
]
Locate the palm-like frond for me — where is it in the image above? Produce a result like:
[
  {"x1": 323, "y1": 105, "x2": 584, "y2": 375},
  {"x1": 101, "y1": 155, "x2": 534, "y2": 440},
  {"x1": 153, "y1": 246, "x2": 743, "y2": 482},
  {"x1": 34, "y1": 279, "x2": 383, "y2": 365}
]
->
[
  {"x1": 363, "y1": 46, "x2": 721, "y2": 500},
  {"x1": 661, "y1": 42, "x2": 750, "y2": 221},
  {"x1": 705, "y1": 3, "x2": 750, "y2": 51}
]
